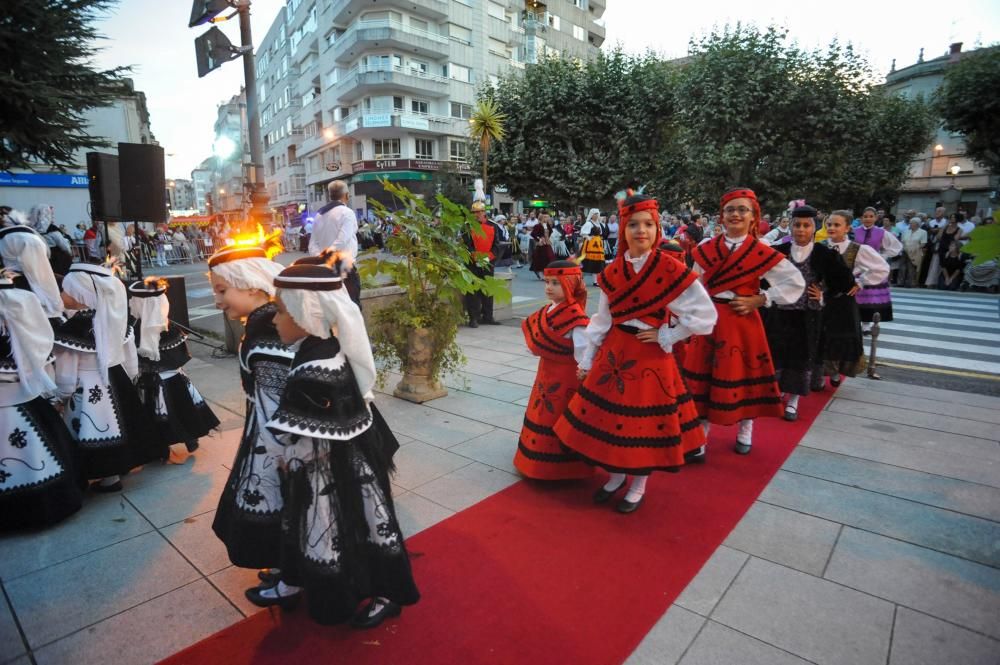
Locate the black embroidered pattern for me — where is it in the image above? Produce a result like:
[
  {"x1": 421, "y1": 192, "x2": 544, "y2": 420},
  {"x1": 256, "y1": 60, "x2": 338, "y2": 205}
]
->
[
  {"x1": 532, "y1": 380, "x2": 562, "y2": 414},
  {"x1": 562, "y1": 409, "x2": 700, "y2": 448},
  {"x1": 516, "y1": 440, "x2": 580, "y2": 463},
  {"x1": 241, "y1": 488, "x2": 265, "y2": 507},
  {"x1": 607, "y1": 249, "x2": 663, "y2": 309},
  {"x1": 88, "y1": 385, "x2": 103, "y2": 404},
  {"x1": 575, "y1": 383, "x2": 692, "y2": 417},
  {"x1": 0, "y1": 470, "x2": 9, "y2": 483},
  {"x1": 521, "y1": 417, "x2": 555, "y2": 437},
  {"x1": 596, "y1": 350, "x2": 637, "y2": 395},
  {"x1": 611, "y1": 267, "x2": 694, "y2": 320},
  {"x1": 9, "y1": 428, "x2": 28, "y2": 449}
]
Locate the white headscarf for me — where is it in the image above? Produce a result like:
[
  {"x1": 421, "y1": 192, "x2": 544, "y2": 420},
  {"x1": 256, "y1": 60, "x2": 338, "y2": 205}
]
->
[
  {"x1": 0, "y1": 281, "x2": 57, "y2": 398},
  {"x1": 274, "y1": 264, "x2": 376, "y2": 401},
  {"x1": 63, "y1": 264, "x2": 128, "y2": 384},
  {"x1": 128, "y1": 280, "x2": 170, "y2": 362},
  {"x1": 208, "y1": 246, "x2": 283, "y2": 296},
  {"x1": 0, "y1": 226, "x2": 63, "y2": 317}
]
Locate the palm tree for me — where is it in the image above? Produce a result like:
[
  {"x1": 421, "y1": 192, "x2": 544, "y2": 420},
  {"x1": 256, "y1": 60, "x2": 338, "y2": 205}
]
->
[{"x1": 468, "y1": 98, "x2": 507, "y2": 190}]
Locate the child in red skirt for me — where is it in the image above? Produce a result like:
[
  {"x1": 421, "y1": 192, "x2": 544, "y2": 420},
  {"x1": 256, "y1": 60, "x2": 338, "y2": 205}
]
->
[
  {"x1": 680, "y1": 188, "x2": 805, "y2": 456},
  {"x1": 515, "y1": 260, "x2": 593, "y2": 480},
  {"x1": 553, "y1": 189, "x2": 717, "y2": 513}
]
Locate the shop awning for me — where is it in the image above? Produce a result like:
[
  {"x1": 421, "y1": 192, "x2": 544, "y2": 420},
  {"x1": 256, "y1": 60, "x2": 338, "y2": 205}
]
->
[{"x1": 350, "y1": 170, "x2": 433, "y2": 184}]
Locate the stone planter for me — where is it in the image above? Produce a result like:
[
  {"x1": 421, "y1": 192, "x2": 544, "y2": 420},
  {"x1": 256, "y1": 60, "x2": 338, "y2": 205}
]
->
[{"x1": 393, "y1": 327, "x2": 448, "y2": 403}]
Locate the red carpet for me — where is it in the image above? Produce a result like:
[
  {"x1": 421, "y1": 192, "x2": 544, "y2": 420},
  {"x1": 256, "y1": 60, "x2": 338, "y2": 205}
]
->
[{"x1": 162, "y1": 389, "x2": 833, "y2": 665}]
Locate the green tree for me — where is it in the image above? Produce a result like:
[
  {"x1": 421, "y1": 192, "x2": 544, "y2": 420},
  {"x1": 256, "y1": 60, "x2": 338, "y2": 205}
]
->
[
  {"x1": 935, "y1": 47, "x2": 1000, "y2": 174},
  {"x1": 468, "y1": 98, "x2": 507, "y2": 189},
  {"x1": 0, "y1": 0, "x2": 130, "y2": 171}
]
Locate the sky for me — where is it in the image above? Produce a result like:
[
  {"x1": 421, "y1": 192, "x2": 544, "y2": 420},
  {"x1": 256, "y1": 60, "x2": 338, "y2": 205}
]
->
[{"x1": 91, "y1": 0, "x2": 1000, "y2": 179}]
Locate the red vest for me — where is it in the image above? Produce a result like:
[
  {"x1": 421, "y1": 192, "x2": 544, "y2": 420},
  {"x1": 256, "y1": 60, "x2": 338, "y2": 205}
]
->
[
  {"x1": 692, "y1": 235, "x2": 784, "y2": 297},
  {"x1": 522, "y1": 301, "x2": 589, "y2": 362},
  {"x1": 472, "y1": 223, "x2": 496, "y2": 260},
  {"x1": 597, "y1": 249, "x2": 696, "y2": 327}
]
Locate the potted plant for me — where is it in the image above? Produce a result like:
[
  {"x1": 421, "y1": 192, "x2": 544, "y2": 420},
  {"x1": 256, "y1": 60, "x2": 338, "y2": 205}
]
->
[{"x1": 360, "y1": 180, "x2": 510, "y2": 402}]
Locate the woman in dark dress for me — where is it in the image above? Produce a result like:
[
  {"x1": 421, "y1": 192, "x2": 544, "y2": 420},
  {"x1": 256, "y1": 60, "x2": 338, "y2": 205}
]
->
[{"x1": 529, "y1": 213, "x2": 556, "y2": 279}]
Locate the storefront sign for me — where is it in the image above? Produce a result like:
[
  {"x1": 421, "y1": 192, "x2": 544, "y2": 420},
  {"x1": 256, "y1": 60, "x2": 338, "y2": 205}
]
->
[
  {"x1": 0, "y1": 171, "x2": 89, "y2": 188},
  {"x1": 400, "y1": 114, "x2": 430, "y2": 130},
  {"x1": 363, "y1": 113, "x2": 392, "y2": 128},
  {"x1": 351, "y1": 159, "x2": 472, "y2": 173}
]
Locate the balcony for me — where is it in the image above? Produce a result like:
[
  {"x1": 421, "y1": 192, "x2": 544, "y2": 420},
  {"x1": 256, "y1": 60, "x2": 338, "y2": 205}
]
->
[
  {"x1": 331, "y1": 112, "x2": 466, "y2": 139},
  {"x1": 330, "y1": 0, "x2": 448, "y2": 24},
  {"x1": 488, "y1": 17, "x2": 522, "y2": 45},
  {"x1": 331, "y1": 19, "x2": 449, "y2": 64},
  {"x1": 332, "y1": 64, "x2": 451, "y2": 103}
]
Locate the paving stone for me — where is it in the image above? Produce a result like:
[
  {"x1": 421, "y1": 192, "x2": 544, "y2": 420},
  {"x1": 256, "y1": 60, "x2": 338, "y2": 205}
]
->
[
  {"x1": 393, "y1": 492, "x2": 456, "y2": 537},
  {"x1": 123, "y1": 465, "x2": 231, "y2": 528},
  {"x1": 428, "y1": 390, "x2": 530, "y2": 432},
  {"x1": 761, "y1": 470, "x2": 1000, "y2": 567},
  {"x1": 674, "y1": 546, "x2": 748, "y2": 616},
  {"x1": 889, "y1": 607, "x2": 1000, "y2": 665},
  {"x1": 835, "y1": 384, "x2": 1000, "y2": 425},
  {"x1": 723, "y1": 502, "x2": 840, "y2": 576},
  {"x1": 381, "y1": 404, "x2": 495, "y2": 449},
  {"x1": 390, "y1": 440, "x2": 473, "y2": 490},
  {"x1": 784, "y1": 447, "x2": 1000, "y2": 521},
  {"x1": 458, "y1": 356, "x2": 522, "y2": 378},
  {"x1": 801, "y1": 425, "x2": 1000, "y2": 489},
  {"x1": 412, "y1": 462, "x2": 520, "y2": 512},
  {"x1": 0, "y1": 493, "x2": 152, "y2": 581},
  {"x1": 6, "y1": 531, "x2": 200, "y2": 648},
  {"x1": 0, "y1": 596, "x2": 24, "y2": 664},
  {"x1": 460, "y1": 345, "x2": 525, "y2": 365},
  {"x1": 624, "y1": 604, "x2": 704, "y2": 665},
  {"x1": 31, "y1": 580, "x2": 240, "y2": 665},
  {"x1": 449, "y1": 428, "x2": 520, "y2": 474},
  {"x1": 490, "y1": 368, "x2": 537, "y2": 387},
  {"x1": 506, "y1": 355, "x2": 541, "y2": 371},
  {"x1": 825, "y1": 527, "x2": 1000, "y2": 640},
  {"x1": 161, "y1": 510, "x2": 233, "y2": 576},
  {"x1": 827, "y1": 399, "x2": 996, "y2": 441},
  {"x1": 441, "y1": 372, "x2": 532, "y2": 403},
  {"x1": 680, "y1": 620, "x2": 813, "y2": 665},
  {"x1": 207, "y1": 566, "x2": 267, "y2": 618},
  {"x1": 843, "y1": 375, "x2": 1000, "y2": 409},
  {"x1": 713, "y1": 557, "x2": 894, "y2": 665}
]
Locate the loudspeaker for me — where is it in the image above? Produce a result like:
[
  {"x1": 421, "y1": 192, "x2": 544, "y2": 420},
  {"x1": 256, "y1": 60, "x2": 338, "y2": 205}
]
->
[
  {"x1": 119, "y1": 143, "x2": 167, "y2": 224},
  {"x1": 86, "y1": 152, "x2": 121, "y2": 221},
  {"x1": 164, "y1": 276, "x2": 190, "y2": 330}
]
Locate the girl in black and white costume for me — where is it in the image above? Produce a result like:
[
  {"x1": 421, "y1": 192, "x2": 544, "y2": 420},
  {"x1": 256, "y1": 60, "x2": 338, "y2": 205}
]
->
[
  {"x1": 55, "y1": 263, "x2": 152, "y2": 491},
  {"x1": 246, "y1": 261, "x2": 419, "y2": 629},
  {"x1": 128, "y1": 278, "x2": 220, "y2": 456},
  {"x1": 209, "y1": 246, "x2": 294, "y2": 577},
  {"x1": 0, "y1": 224, "x2": 66, "y2": 329},
  {"x1": 0, "y1": 277, "x2": 84, "y2": 530}
]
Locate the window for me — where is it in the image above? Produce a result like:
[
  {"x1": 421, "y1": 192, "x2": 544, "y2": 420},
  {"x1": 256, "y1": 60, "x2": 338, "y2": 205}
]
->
[
  {"x1": 410, "y1": 17, "x2": 428, "y2": 33},
  {"x1": 489, "y1": 38, "x2": 507, "y2": 56},
  {"x1": 393, "y1": 96, "x2": 404, "y2": 111},
  {"x1": 411, "y1": 99, "x2": 429, "y2": 114},
  {"x1": 548, "y1": 14, "x2": 560, "y2": 30},
  {"x1": 409, "y1": 59, "x2": 429, "y2": 75},
  {"x1": 450, "y1": 102, "x2": 472, "y2": 119},
  {"x1": 487, "y1": 1, "x2": 506, "y2": 20},
  {"x1": 308, "y1": 155, "x2": 319, "y2": 174},
  {"x1": 449, "y1": 24, "x2": 472, "y2": 44},
  {"x1": 449, "y1": 63, "x2": 471, "y2": 83},
  {"x1": 415, "y1": 139, "x2": 434, "y2": 159},
  {"x1": 373, "y1": 138, "x2": 401, "y2": 159},
  {"x1": 572, "y1": 24, "x2": 586, "y2": 41},
  {"x1": 488, "y1": 74, "x2": 500, "y2": 88},
  {"x1": 355, "y1": 142, "x2": 364, "y2": 160},
  {"x1": 449, "y1": 140, "x2": 467, "y2": 161}
]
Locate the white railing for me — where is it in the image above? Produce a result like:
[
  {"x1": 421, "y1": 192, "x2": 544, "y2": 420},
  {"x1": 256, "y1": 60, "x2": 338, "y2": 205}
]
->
[
  {"x1": 347, "y1": 18, "x2": 449, "y2": 45},
  {"x1": 341, "y1": 63, "x2": 451, "y2": 85}
]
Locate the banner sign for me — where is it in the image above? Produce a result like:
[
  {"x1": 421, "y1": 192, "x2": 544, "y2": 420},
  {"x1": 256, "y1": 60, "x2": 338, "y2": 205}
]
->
[
  {"x1": 351, "y1": 159, "x2": 472, "y2": 173},
  {"x1": 0, "y1": 172, "x2": 89, "y2": 188}
]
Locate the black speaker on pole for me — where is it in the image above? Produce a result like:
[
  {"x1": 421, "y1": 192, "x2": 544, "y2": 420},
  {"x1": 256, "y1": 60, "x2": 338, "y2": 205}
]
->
[
  {"x1": 119, "y1": 143, "x2": 167, "y2": 224},
  {"x1": 164, "y1": 276, "x2": 190, "y2": 330},
  {"x1": 86, "y1": 152, "x2": 121, "y2": 221}
]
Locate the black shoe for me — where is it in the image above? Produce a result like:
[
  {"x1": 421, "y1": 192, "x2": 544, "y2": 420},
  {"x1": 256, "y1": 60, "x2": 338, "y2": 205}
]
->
[
  {"x1": 468, "y1": 319, "x2": 479, "y2": 328},
  {"x1": 481, "y1": 319, "x2": 502, "y2": 325},
  {"x1": 830, "y1": 376, "x2": 842, "y2": 387},
  {"x1": 593, "y1": 478, "x2": 627, "y2": 504},
  {"x1": 257, "y1": 569, "x2": 281, "y2": 586},
  {"x1": 185, "y1": 439, "x2": 199, "y2": 453},
  {"x1": 91, "y1": 479, "x2": 123, "y2": 493},
  {"x1": 734, "y1": 441, "x2": 752, "y2": 455},
  {"x1": 616, "y1": 495, "x2": 643, "y2": 514},
  {"x1": 684, "y1": 446, "x2": 706, "y2": 464},
  {"x1": 245, "y1": 585, "x2": 301, "y2": 610},
  {"x1": 350, "y1": 599, "x2": 401, "y2": 629},
  {"x1": 783, "y1": 406, "x2": 798, "y2": 422}
]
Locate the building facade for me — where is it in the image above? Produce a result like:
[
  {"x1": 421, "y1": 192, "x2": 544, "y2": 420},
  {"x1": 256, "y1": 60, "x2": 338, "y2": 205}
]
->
[
  {"x1": 253, "y1": 0, "x2": 606, "y2": 220},
  {"x1": 191, "y1": 161, "x2": 214, "y2": 214},
  {"x1": 885, "y1": 42, "x2": 998, "y2": 218},
  {"x1": 167, "y1": 178, "x2": 197, "y2": 214},
  {"x1": 209, "y1": 91, "x2": 252, "y2": 219},
  {"x1": 0, "y1": 78, "x2": 157, "y2": 225}
]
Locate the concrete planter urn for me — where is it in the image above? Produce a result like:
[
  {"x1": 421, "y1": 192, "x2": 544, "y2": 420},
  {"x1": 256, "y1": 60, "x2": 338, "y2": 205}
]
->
[{"x1": 392, "y1": 327, "x2": 448, "y2": 403}]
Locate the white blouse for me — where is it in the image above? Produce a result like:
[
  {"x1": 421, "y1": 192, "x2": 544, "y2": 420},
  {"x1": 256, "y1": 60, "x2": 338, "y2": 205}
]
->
[
  {"x1": 694, "y1": 235, "x2": 806, "y2": 306},
  {"x1": 580, "y1": 251, "x2": 717, "y2": 370},
  {"x1": 547, "y1": 302, "x2": 590, "y2": 365},
  {"x1": 828, "y1": 239, "x2": 890, "y2": 286},
  {"x1": 854, "y1": 224, "x2": 903, "y2": 259}
]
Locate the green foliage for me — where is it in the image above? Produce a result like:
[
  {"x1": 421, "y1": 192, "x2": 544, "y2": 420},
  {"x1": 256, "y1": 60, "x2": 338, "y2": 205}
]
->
[
  {"x1": 468, "y1": 98, "x2": 507, "y2": 188},
  {"x1": 486, "y1": 26, "x2": 935, "y2": 213},
  {"x1": 429, "y1": 160, "x2": 474, "y2": 206},
  {"x1": 960, "y1": 224, "x2": 1000, "y2": 266},
  {"x1": 0, "y1": 0, "x2": 132, "y2": 171},
  {"x1": 360, "y1": 180, "x2": 511, "y2": 385},
  {"x1": 935, "y1": 47, "x2": 1000, "y2": 174}
]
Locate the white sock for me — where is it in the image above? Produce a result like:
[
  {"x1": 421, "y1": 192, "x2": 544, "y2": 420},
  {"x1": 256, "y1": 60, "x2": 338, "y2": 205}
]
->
[
  {"x1": 700, "y1": 419, "x2": 711, "y2": 437},
  {"x1": 603, "y1": 472, "x2": 626, "y2": 492},
  {"x1": 624, "y1": 475, "x2": 648, "y2": 503},
  {"x1": 259, "y1": 581, "x2": 302, "y2": 599},
  {"x1": 786, "y1": 394, "x2": 800, "y2": 410},
  {"x1": 781, "y1": 392, "x2": 787, "y2": 401},
  {"x1": 862, "y1": 322, "x2": 872, "y2": 331},
  {"x1": 367, "y1": 596, "x2": 391, "y2": 617},
  {"x1": 98, "y1": 475, "x2": 120, "y2": 487},
  {"x1": 690, "y1": 445, "x2": 706, "y2": 457},
  {"x1": 738, "y1": 419, "x2": 753, "y2": 445}
]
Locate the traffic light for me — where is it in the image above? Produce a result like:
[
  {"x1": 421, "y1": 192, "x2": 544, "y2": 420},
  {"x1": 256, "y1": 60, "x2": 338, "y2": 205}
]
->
[
  {"x1": 189, "y1": 0, "x2": 232, "y2": 27},
  {"x1": 195, "y1": 26, "x2": 239, "y2": 78}
]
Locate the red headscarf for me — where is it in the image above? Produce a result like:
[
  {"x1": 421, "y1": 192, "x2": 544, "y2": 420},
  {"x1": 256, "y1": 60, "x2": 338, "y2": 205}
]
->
[
  {"x1": 720, "y1": 187, "x2": 763, "y2": 237},
  {"x1": 544, "y1": 260, "x2": 587, "y2": 309},
  {"x1": 617, "y1": 191, "x2": 661, "y2": 257}
]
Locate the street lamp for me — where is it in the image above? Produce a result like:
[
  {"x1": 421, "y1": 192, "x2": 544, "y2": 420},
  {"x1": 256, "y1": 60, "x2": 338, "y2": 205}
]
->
[
  {"x1": 213, "y1": 135, "x2": 237, "y2": 159},
  {"x1": 950, "y1": 164, "x2": 961, "y2": 176},
  {"x1": 323, "y1": 128, "x2": 335, "y2": 140}
]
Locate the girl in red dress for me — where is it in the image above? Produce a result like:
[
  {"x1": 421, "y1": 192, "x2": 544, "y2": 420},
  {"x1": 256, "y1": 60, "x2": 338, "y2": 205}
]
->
[
  {"x1": 680, "y1": 188, "x2": 805, "y2": 456},
  {"x1": 515, "y1": 260, "x2": 593, "y2": 480},
  {"x1": 553, "y1": 189, "x2": 717, "y2": 513}
]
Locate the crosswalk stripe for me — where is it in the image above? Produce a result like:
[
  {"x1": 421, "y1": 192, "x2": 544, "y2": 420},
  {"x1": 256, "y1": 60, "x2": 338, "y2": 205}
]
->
[
  {"x1": 878, "y1": 312, "x2": 998, "y2": 331},
  {"x1": 891, "y1": 296, "x2": 997, "y2": 311},
  {"x1": 875, "y1": 347, "x2": 1000, "y2": 375},
  {"x1": 880, "y1": 323, "x2": 1000, "y2": 343},
  {"x1": 876, "y1": 334, "x2": 995, "y2": 356},
  {"x1": 892, "y1": 305, "x2": 997, "y2": 320}
]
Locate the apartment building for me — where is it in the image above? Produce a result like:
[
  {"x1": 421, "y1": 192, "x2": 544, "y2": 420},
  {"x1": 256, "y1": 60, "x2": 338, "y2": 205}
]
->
[{"x1": 254, "y1": 0, "x2": 606, "y2": 220}]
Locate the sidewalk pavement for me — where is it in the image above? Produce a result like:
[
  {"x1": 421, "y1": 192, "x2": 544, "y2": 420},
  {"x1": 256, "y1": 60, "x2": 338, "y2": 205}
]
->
[{"x1": 2, "y1": 323, "x2": 998, "y2": 665}]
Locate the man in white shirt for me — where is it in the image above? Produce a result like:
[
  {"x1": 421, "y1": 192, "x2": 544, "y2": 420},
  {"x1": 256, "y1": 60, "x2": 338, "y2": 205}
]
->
[
  {"x1": 310, "y1": 179, "x2": 361, "y2": 305},
  {"x1": 958, "y1": 213, "x2": 976, "y2": 239},
  {"x1": 899, "y1": 218, "x2": 927, "y2": 287}
]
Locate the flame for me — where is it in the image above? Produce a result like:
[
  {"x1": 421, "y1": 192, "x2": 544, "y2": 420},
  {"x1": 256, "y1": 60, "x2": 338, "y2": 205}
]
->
[{"x1": 224, "y1": 224, "x2": 284, "y2": 260}]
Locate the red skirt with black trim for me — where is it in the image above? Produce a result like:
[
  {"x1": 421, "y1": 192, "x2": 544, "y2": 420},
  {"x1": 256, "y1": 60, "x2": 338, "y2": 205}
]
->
[
  {"x1": 680, "y1": 304, "x2": 783, "y2": 425},
  {"x1": 515, "y1": 357, "x2": 594, "y2": 480},
  {"x1": 552, "y1": 327, "x2": 705, "y2": 474}
]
